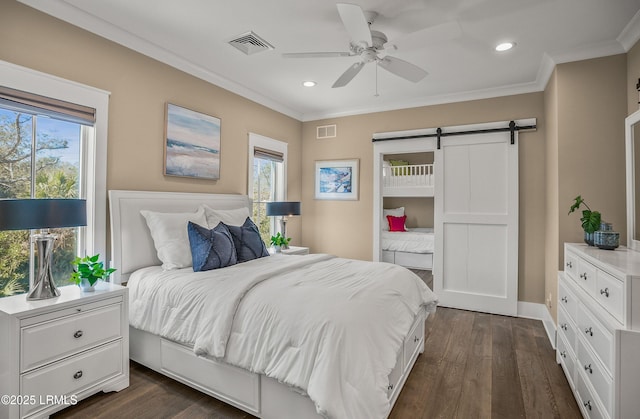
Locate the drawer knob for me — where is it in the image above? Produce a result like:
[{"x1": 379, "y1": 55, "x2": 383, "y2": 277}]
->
[
  {"x1": 560, "y1": 351, "x2": 567, "y2": 358},
  {"x1": 73, "y1": 330, "x2": 83, "y2": 339},
  {"x1": 600, "y1": 288, "x2": 610, "y2": 298},
  {"x1": 566, "y1": 261, "x2": 573, "y2": 268},
  {"x1": 413, "y1": 336, "x2": 419, "y2": 343},
  {"x1": 561, "y1": 296, "x2": 568, "y2": 303},
  {"x1": 560, "y1": 323, "x2": 568, "y2": 331},
  {"x1": 584, "y1": 327, "x2": 593, "y2": 337},
  {"x1": 73, "y1": 370, "x2": 83, "y2": 380},
  {"x1": 584, "y1": 400, "x2": 592, "y2": 411},
  {"x1": 584, "y1": 364, "x2": 593, "y2": 374},
  {"x1": 388, "y1": 384, "x2": 394, "y2": 391},
  {"x1": 579, "y1": 272, "x2": 588, "y2": 280}
]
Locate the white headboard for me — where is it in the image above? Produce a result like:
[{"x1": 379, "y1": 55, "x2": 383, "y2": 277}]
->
[{"x1": 108, "y1": 190, "x2": 251, "y2": 284}]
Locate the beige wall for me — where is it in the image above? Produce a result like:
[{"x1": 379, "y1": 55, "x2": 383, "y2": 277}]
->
[
  {"x1": 544, "y1": 69, "x2": 559, "y2": 319},
  {"x1": 0, "y1": 1, "x2": 304, "y2": 248},
  {"x1": 544, "y1": 55, "x2": 628, "y2": 321},
  {"x1": 302, "y1": 93, "x2": 547, "y2": 303}
]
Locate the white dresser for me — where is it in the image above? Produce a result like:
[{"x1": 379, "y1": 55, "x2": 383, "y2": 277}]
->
[
  {"x1": 0, "y1": 283, "x2": 129, "y2": 419},
  {"x1": 557, "y1": 243, "x2": 640, "y2": 419}
]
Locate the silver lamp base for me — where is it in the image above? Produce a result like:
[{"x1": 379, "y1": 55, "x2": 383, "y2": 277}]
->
[
  {"x1": 279, "y1": 217, "x2": 290, "y2": 250},
  {"x1": 27, "y1": 233, "x2": 60, "y2": 301}
]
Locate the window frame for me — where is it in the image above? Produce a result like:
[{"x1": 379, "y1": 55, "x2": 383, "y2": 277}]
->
[
  {"x1": 0, "y1": 60, "x2": 110, "y2": 265},
  {"x1": 248, "y1": 133, "x2": 287, "y2": 237}
]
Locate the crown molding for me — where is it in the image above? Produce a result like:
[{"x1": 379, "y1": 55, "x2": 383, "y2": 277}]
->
[{"x1": 618, "y1": 9, "x2": 640, "y2": 51}]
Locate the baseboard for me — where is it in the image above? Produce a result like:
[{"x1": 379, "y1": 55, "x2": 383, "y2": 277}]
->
[{"x1": 518, "y1": 301, "x2": 557, "y2": 350}]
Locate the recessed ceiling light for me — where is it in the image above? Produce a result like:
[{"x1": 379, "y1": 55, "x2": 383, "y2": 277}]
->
[
  {"x1": 495, "y1": 42, "x2": 515, "y2": 52},
  {"x1": 303, "y1": 81, "x2": 317, "y2": 87}
]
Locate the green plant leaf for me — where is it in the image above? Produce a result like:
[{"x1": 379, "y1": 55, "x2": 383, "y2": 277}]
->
[
  {"x1": 568, "y1": 195, "x2": 584, "y2": 214},
  {"x1": 582, "y1": 211, "x2": 601, "y2": 233}
]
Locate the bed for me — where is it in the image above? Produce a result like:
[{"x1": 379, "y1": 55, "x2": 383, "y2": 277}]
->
[
  {"x1": 381, "y1": 228, "x2": 434, "y2": 270},
  {"x1": 382, "y1": 162, "x2": 434, "y2": 197},
  {"x1": 108, "y1": 190, "x2": 438, "y2": 419}
]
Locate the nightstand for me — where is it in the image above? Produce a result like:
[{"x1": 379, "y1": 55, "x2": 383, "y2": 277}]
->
[
  {"x1": 281, "y1": 246, "x2": 309, "y2": 255},
  {"x1": 0, "y1": 283, "x2": 129, "y2": 419}
]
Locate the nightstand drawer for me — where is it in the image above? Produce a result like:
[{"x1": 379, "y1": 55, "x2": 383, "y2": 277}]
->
[
  {"x1": 21, "y1": 303, "x2": 122, "y2": 373},
  {"x1": 21, "y1": 340, "x2": 123, "y2": 418}
]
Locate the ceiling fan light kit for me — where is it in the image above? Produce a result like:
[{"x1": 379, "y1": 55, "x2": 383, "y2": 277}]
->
[{"x1": 284, "y1": 3, "x2": 429, "y2": 89}]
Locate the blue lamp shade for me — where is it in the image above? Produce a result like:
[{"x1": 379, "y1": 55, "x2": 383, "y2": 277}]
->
[
  {"x1": 266, "y1": 201, "x2": 301, "y2": 217},
  {"x1": 0, "y1": 199, "x2": 87, "y2": 230}
]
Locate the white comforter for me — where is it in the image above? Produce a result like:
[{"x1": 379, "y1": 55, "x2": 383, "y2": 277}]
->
[
  {"x1": 128, "y1": 254, "x2": 437, "y2": 419},
  {"x1": 381, "y1": 228, "x2": 435, "y2": 253}
]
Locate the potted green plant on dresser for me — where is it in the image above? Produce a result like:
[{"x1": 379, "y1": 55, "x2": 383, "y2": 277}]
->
[{"x1": 568, "y1": 195, "x2": 601, "y2": 246}]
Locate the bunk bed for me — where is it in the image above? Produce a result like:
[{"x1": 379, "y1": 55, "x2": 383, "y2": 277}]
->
[{"x1": 382, "y1": 161, "x2": 435, "y2": 270}]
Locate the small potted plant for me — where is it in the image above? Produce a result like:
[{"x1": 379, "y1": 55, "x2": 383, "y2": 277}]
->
[
  {"x1": 69, "y1": 254, "x2": 116, "y2": 292},
  {"x1": 270, "y1": 232, "x2": 291, "y2": 253},
  {"x1": 568, "y1": 195, "x2": 601, "y2": 246}
]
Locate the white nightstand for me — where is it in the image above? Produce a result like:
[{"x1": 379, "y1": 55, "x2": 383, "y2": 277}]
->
[
  {"x1": 281, "y1": 246, "x2": 310, "y2": 255},
  {"x1": 0, "y1": 283, "x2": 129, "y2": 419}
]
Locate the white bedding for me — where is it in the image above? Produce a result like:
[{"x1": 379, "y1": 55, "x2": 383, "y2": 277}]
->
[
  {"x1": 381, "y1": 228, "x2": 435, "y2": 253},
  {"x1": 128, "y1": 253, "x2": 437, "y2": 419}
]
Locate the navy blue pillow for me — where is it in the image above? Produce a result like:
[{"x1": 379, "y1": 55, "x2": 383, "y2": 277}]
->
[
  {"x1": 187, "y1": 221, "x2": 237, "y2": 272},
  {"x1": 224, "y1": 217, "x2": 269, "y2": 263}
]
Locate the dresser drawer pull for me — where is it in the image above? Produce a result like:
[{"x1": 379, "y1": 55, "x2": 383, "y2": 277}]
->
[
  {"x1": 561, "y1": 296, "x2": 568, "y2": 303},
  {"x1": 560, "y1": 323, "x2": 568, "y2": 331},
  {"x1": 584, "y1": 364, "x2": 593, "y2": 374},
  {"x1": 73, "y1": 330, "x2": 83, "y2": 339},
  {"x1": 388, "y1": 384, "x2": 394, "y2": 391},
  {"x1": 73, "y1": 370, "x2": 83, "y2": 380},
  {"x1": 600, "y1": 288, "x2": 610, "y2": 298},
  {"x1": 584, "y1": 327, "x2": 593, "y2": 337},
  {"x1": 566, "y1": 261, "x2": 573, "y2": 268},
  {"x1": 560, "y1": 351, "x2": 567, "y2": 358},
  {"x1": 579, "y1": 272, "x2": 588, "y2": 280},
  {"x1": 584, "y1": 400, "x2": 592, "y2": 411}
]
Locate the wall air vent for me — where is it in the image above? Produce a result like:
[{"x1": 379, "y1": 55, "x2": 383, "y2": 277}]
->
[
  {"x1": 317, "y1": 124, "x2": 337, "y2": 139},
  {"x1": 228, "y1": 31, "x2": 274, "y2": 55}
]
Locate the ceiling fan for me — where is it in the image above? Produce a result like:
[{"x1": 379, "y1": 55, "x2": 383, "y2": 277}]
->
[{"x1": 283, "y1": 3, "x2": 431, "y2": 88}]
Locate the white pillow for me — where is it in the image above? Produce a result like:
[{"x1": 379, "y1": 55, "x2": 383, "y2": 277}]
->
[
  {"x1": 140, "y1": 207, "x2": 207, "y2": 270},
  {"x1": 382, "y1": 207, "x2": 405, "y2": 231},
  {"x1": 201, "y1": 205, "x2": 251, "y2": 228}
]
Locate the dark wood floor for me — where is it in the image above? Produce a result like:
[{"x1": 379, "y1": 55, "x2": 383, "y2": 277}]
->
[{"x1": 53, "y1": 304, "x2": 581, "y2": 419}]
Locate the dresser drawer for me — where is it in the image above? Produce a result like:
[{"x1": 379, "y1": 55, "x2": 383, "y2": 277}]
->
[
  {"x1": 576, "y1": 258, "x2": 598, "y2": 295},
  {"x1": 21, "y1": 340, "x2": 123, "y2": 417},
  {"x1": 577, "y1": 303, "x2": 613, "y2": 374},
  {"x1": 595, "y1": 270, "x2": 624, "y2": 324},
  {"x1": 559, "y1": 277, "x2": 579, "y2": 321},
  {"x1": 557, "y1": 333, "x2": 576, "y2": 389},
  {"x1": 403, "y1": 316, "x2": 424, "y2": 371},
  {"x1": 576, "y1": 370, "x2": 608, "y2": 419},
  {"x1": 565, "y1": 251, "x2": 578, "y2": 279},
  {"x1": 558, "y1": 305, "x2": 577, "y2": 352},
  {"x1": 21, "y1": 303, "x2": 122, "y2": 373},
  {"x1": 577, "y1": 337, "x2": 612, "y2": 415}
]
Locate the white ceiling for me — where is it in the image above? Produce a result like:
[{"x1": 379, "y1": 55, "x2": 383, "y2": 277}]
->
[{"x1": 18, "y1": 0, "x2": 640, "y2": 121}]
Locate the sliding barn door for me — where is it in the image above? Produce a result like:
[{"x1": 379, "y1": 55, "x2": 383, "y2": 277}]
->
[{"x1": 434, "y1": 132, "x2": 518, "y2": 316}]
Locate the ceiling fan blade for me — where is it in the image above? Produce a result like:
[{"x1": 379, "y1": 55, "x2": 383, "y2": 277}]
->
[
  {"x1": 282, "y1": 52, "x2": 352, "y2": 58},
  {"x1": 336, "y1": 3, "x2": 372, "y2": 47},
  {"x1": 378, "y1": 56, "x2": 427, "y2": 83},
  {"x1": 332, "y1": 61, "x2": 365, "y2": 88}
]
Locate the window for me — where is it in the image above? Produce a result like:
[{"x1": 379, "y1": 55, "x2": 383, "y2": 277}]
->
[
  {"x1": 248, "y1": 133, "x2": 287, "y2": 244},
  {"x1": 0, "y1": 60, "x2": 109, "y2": 296}
]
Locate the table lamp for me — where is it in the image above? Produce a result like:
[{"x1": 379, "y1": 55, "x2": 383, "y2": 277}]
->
[
  {"x1": 0, "y1": 199, "x2": 87, "y2": 300},
  {"x1": 266, "y1": 201, "x2": 301, "y2": 249}
]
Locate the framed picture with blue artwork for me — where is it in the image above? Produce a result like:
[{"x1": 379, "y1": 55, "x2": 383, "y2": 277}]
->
[
  {"x1": 164, "y1": 103, "x2": 221, "y2": 180},
  {"x1": 315, "y1": 159, "x2": 359, "y2": 200}
]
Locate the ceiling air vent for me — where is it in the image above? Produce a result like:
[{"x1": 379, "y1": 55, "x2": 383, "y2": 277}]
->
[
  {"x1": 228, "y1": 31, "x2": 274, "y2": 55},
  {"x1": 317, "y1": 124, "x2": 337, "y2": 139}
]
